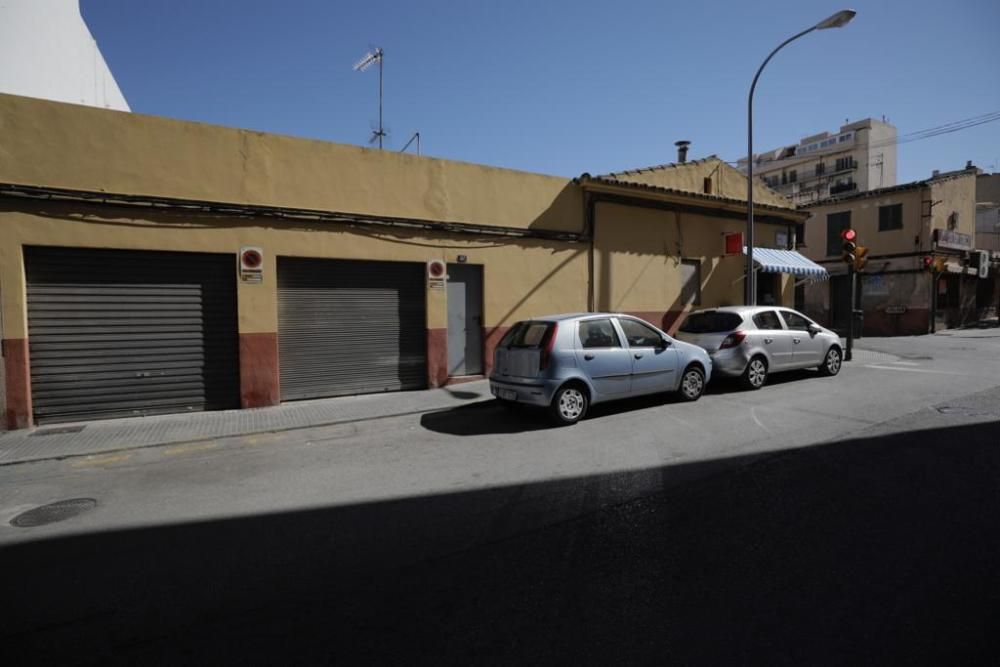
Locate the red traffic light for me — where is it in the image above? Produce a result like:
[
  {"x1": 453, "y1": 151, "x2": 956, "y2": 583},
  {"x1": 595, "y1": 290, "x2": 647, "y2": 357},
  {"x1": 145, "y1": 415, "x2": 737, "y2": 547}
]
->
[{"x1": 840, "y1": 228, "x2": 857, "y2": 242}]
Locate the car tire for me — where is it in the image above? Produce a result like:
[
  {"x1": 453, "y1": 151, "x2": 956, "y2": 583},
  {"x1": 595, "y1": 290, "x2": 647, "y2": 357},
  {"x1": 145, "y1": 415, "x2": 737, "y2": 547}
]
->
[
  {"x1": 677, "y1": 365, "x2": 705, "y2": 402},
  {"x1": 818, "y1": 346, "x2": 842, "y2": 377},
  {"x1": 549, "y1": 384, "x2": 588, "y2": 426},
  {"x1": 741, "y1": 356, "x2": 768, "y2": 390}
]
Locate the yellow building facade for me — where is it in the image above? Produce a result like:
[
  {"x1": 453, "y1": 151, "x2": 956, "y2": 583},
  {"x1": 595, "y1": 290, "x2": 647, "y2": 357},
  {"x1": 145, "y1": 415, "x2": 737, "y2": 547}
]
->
[
  {"x1": 798, "y1": 170, "x2": 980, "y2": 335},
  {"x1": 0, "y1": 94, "x2": 803, "y2": 428}
]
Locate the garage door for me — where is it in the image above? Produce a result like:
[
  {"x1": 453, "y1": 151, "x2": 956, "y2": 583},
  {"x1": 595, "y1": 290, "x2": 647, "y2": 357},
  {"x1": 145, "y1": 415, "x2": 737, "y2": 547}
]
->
[
  {"x1": 25, "y1": 247, "x2": 239, "y2": 424},
  {"x1": 278, "y1": 257, "x2": 426, "y2": 400}
]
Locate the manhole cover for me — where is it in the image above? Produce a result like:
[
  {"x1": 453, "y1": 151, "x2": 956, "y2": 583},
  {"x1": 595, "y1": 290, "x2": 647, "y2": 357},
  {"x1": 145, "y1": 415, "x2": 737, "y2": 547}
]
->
[{"x1": 11, "y1": 498, "x2": 97, "y2": 528}]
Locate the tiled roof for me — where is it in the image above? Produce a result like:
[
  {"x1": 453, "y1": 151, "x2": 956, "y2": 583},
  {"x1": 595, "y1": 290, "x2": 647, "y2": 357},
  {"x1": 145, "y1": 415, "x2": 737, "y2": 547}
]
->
[
  {"x1": 802, "y1": 169, "x2": 978, "y2": 208},
  {"x1": 576, "y1": 174, "x2": 805, "y2": 218},
  {"x1": 600, "y1": 155, "x2": 722, "y2": 179}
]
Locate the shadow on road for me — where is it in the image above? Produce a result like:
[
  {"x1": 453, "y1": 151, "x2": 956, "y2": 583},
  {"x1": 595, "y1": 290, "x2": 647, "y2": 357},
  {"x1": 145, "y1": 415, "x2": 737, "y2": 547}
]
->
[
  {"x1": 422, "y1": 392, "x2": 693, "y2": 435},
  {"x1": 705, "y1": 368, "x2": 830, "y2": 395},
  {"x1": 420, "y1": 401, "x2": 552, "y2": 435},
  {"x1": 421, "y1": 372, "x2": 833, "y2": 437},
  {"x1": 4, "y1": 420, "x2": 1000, "y2": 664}
]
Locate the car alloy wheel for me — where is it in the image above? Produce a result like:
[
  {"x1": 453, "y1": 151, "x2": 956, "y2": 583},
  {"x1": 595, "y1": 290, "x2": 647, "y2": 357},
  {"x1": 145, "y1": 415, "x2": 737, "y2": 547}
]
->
[
  {"x1": 820, "y1": 347, "x2": 842, "y2": 376},
  {"x1": 743, "y1": 357, "x2": 768, "y2": 390},
  {"x1": 551, "y1": 386, "x2": 587, "y2": 425},
  {"x1": 679, "y1": 367, "x2": 705, "y2": 401}
]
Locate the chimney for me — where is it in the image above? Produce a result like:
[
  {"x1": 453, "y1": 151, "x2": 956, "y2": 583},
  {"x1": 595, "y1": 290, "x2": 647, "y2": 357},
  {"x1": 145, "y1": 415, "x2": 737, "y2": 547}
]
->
[
  {"x1": 966, "y1": 160, "x2": 975, "y2": 170},
  {"x1": 675, "y1": 140, "x2": 691, "y2": 164},
  {"x1": 932, "y1": 169, "x2": 940, "y2": 178}
]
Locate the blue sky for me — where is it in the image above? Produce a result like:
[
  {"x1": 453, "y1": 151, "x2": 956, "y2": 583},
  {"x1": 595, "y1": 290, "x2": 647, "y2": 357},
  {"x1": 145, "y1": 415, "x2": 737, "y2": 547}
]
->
[{"x1": 82, "y1": 0, "x2": 999, "y2": 183}]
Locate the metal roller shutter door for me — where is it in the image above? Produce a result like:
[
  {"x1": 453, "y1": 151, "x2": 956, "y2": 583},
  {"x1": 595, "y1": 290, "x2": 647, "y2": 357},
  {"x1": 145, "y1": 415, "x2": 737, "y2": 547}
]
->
[
  {"x1": 25, "y1": 247, "x2": 239, "y2": 424},
  {"x1": 278, "y1": 257, "x2": 427, "y2": 400}
]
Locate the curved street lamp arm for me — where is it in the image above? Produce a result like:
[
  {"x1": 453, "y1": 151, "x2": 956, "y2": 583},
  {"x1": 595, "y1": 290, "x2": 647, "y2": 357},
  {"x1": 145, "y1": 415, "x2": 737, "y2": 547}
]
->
[
  {"x1": 745, "y1": 25, "x2": 817, "y2": 306},
  {"x1": 748, "y1": 27, "x2": 816, "y2": 105}
]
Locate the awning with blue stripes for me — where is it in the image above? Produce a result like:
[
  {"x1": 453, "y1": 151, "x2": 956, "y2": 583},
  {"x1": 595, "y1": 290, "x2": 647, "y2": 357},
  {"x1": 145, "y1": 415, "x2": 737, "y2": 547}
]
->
[{"x1": 744, "y1": 247, "x2": 829, "y2": 280}]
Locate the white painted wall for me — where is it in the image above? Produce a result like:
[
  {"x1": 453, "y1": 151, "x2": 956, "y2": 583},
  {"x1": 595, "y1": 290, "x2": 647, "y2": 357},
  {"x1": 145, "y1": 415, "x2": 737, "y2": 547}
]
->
[
  {"x1": 0, "y1": 0, "x2": 129, "y2": 111},
  {"x1": 865, "y1": 120, "x2": 898, "y2": 190}
]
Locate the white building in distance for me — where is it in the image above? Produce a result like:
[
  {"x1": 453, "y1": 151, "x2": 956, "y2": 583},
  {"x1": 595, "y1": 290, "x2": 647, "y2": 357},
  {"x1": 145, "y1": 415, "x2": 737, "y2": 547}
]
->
[
  {"x1": 738, "y1": 118, "x2": 896, "y2": 205},
  {"x1": 0, "y1": 0, "x2": 129, "y2": 111}
]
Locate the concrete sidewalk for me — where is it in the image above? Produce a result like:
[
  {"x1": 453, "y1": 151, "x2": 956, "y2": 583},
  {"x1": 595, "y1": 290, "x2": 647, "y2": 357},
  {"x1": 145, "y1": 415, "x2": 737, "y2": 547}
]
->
[{"x1": 0, "y1": 380, "x2": 492, "y2": 466}]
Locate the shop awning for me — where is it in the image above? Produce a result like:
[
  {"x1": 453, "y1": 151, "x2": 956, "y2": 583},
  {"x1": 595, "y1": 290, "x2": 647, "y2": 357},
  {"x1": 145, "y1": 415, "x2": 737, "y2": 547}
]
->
[{"x1": 744, "y1": 247, "x2": 829, "y2": 280}]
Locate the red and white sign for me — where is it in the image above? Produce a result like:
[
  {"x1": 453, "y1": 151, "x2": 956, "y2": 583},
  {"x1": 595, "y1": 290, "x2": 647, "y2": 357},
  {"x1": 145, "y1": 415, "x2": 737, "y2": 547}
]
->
[
  {"x1": 427, "y1": 259, "x2": 447, "y2": 289},
  {"x1": 427, "y1": 259, "x2": 446, "y2": 278},
  {"x1": 724, "y1": 232, "x2": 744, "y2": 256},
  {"x1": 240, "y1": 247, "x2": 264, "y2": 283}
]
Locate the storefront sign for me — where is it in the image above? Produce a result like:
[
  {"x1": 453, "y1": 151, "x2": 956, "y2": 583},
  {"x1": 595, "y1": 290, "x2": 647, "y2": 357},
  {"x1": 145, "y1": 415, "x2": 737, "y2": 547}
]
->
[
  {"x1": 885, "y1": 305, "x2": 907, "y2": 315},
  {"x1": 724, "y1": 232, "x2": 743, "y2": 255},
  {"x1": 934, "y1": 229, "x2": 973, "y2": 251}
]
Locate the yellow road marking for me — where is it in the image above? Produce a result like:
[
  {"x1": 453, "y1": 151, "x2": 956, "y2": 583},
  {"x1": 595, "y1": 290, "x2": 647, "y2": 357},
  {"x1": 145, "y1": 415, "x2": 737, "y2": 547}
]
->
[
  {"x1": 164, "y1": 442, "x2": 218, "y2": 456},
  {"x1": 72, "y1": 452, "x2": 133, "y2": 468}
]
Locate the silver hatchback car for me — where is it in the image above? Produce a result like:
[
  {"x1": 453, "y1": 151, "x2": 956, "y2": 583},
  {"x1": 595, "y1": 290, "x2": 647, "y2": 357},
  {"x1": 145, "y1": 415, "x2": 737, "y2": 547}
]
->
[
  {"x1": 675, "y1": 306, "x2": 842, "y2": 390},
  {"x1": 489, "y1": 313, "x2": 712, "y2": 425}
]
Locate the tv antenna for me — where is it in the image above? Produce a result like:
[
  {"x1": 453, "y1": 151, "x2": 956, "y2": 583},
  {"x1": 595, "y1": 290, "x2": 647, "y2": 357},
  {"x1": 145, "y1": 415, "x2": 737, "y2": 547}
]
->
[
  {"x1": 353, "y1": 47, "x2": 385, "y2": 149},
  {"x1": 400, "y1": 132, "x2": 421, "y2": 155}
]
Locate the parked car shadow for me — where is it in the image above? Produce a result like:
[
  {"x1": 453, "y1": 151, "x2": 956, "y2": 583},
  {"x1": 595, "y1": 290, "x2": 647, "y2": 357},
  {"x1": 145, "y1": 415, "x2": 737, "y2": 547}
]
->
[
  {"x1": 706, "y1": 368, "x2": 824, "y2": 395},
  {"x1": 420, "y1": 400, "x2": 552, "y2": 435},
  {"x1": 422, "y1": 391, "x2": 697, "y2": 435},
  {"x1": 440, "y1": 388, "x2": 483, "y2": 400},
  {"x1": 4, "y1": 419, "x2": 1000, "y2": 664}
]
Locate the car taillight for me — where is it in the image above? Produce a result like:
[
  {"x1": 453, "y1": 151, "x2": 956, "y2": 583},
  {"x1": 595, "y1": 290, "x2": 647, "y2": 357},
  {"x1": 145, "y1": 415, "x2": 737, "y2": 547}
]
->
[
  {"x1": 719, "y1": 331, "x2": 746, "y2": 349},
  {"x1": 540, "y1": 323, "x2": 558, "y2": 370}
]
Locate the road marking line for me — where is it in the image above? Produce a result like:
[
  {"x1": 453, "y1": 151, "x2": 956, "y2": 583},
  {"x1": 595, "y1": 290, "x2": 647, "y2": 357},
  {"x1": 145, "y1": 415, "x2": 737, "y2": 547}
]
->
[
  {"x1": 751, "y1": 407, "x2": 775, "y2": 436},
  {"x1": 72, "y1": 452, "x2": 132, "y2": 468},
  {"x1": 891, "y1": 361, "x2": 920, "y2": 366},
  {"x1": 863, "y1": 364, "x2": 963, "y2": 376},
  {"x1": 164, "y1": 442, "x2": 218, "y2": 456}
]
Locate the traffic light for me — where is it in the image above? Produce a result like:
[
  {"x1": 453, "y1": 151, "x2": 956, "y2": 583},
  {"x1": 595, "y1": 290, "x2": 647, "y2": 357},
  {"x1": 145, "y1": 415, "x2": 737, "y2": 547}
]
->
[
  {"x1": 841, "y1": 228, "x2": 857, "y2": 267},
  {"x1": 853, "y1": 245, "x2": 869, "y2": 272},
  {"x1": 923, "y1": 255, "x2": 946, "y2": 273}
]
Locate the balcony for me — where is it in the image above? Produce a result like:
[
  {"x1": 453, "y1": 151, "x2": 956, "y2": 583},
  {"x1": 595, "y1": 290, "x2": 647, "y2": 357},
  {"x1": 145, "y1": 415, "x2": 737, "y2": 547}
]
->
[{"x1": 830, "y1": 181, "x2": 858, "y2": 195}]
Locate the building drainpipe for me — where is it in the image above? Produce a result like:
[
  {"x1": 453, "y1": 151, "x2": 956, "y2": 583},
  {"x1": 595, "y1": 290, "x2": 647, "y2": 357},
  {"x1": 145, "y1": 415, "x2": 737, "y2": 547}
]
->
[{"x1": 586, "y1": 193, "x2": 596, "y2": 312}]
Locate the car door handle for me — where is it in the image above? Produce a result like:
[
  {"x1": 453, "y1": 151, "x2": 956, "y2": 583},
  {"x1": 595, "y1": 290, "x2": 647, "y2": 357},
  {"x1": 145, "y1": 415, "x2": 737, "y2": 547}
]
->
[
  {"x1": 764, "y1": 338, "x2": 773, "y2": 344},
  {"x1": 634, "y1": 353, "x2": 644, "y2": 359},
  {"x1": 793, "y1": 339, "x2": 801, "y2": 344},
  {"x1": 584, "y1": 353, "x2": 595, "y2": 360}
]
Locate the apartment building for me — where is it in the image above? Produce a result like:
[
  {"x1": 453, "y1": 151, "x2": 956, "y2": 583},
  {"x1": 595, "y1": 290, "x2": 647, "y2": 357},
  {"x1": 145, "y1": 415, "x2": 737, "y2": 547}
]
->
[{"x1": 738, "y1": 118, "x2": 897, "y2": 205}]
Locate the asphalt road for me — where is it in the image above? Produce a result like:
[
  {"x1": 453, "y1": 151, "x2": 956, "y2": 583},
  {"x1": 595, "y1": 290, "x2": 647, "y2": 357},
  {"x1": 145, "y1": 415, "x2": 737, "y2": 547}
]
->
[{"x1": 2, "y1": 330, "x2": 1000, "y2": 664}]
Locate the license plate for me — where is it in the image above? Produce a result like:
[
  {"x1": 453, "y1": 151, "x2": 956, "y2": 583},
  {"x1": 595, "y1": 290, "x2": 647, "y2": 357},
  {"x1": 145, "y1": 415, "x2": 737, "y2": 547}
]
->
[{"x1": 499, "y1": 389, "x2": 517, "y2": 401}]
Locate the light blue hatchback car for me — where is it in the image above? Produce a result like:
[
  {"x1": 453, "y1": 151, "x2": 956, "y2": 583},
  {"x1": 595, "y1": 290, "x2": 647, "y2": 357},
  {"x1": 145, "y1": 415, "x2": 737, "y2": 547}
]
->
[{"x1": 489, "y1": 313, "x2": 712, "y2": 425}]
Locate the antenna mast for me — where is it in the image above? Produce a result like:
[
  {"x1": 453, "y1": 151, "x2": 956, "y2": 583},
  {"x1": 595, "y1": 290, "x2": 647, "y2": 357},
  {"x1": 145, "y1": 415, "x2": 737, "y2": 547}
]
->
[
  {"x1": 400, "y1": 132, "x2": 421, "y2": 155},
  {"x1": 353, "y1": 47, "x2": 385, "y2": 149}
]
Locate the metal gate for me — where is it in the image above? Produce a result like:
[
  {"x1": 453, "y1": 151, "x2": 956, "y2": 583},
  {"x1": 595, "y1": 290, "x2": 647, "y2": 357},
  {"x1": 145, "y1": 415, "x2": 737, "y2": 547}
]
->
[
  {"x1": 25, "y1": 247, "x2": 239, "y2": 424},
  {"x1": 277, "y1": 257, "x2": 427, "y2": 400}
]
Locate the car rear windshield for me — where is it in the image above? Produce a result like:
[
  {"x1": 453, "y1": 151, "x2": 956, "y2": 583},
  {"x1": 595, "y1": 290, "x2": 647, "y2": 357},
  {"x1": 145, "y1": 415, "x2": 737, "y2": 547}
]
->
[
  {"x1": 499, "y1": 321, "x2": 555, "y2": 348},
  {"x1": 679, "y1": 311, "x2": 743, "y2": 334}
]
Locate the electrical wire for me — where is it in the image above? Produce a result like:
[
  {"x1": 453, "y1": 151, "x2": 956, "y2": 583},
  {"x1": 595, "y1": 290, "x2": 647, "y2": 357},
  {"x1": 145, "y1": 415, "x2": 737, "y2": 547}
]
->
[{"x1": 728, "y1": 110, "x2": 1000, "y2": 167}]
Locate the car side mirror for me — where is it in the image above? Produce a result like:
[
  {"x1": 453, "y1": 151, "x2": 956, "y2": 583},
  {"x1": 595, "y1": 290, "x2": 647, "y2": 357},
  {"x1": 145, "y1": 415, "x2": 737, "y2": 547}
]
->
[
  {"x1": 658, "y1": 337, "x2": 672, "y2": 349},
  {"x1": 807, "y1": 323, "x2": 821, "y2": 335}
]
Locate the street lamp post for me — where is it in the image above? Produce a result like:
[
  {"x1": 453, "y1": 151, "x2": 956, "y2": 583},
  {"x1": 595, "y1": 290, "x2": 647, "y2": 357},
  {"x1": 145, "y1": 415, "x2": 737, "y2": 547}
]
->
[{"x1": 745, "y1": 9, "x2": 857, "y2": 306}]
